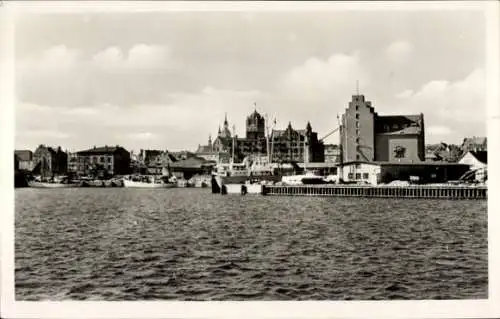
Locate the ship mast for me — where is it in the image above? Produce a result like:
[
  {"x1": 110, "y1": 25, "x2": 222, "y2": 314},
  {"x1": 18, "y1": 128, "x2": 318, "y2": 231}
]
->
[
  {"x1": 231, "y1": 124, "x2": 236, "y2": 164},
  {"x1": 337, "y1": 114, "x2": 343, "y2": 181}
]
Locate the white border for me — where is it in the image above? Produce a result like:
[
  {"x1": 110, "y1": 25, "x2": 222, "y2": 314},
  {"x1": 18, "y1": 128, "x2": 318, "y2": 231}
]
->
[{"x1": 1, "y1": 1, "x2": 499, "y2": 319}]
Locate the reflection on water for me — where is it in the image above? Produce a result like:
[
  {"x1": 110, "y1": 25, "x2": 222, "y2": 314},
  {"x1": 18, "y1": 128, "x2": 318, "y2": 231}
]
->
[{"x1": 15, "y1": 188, "x2": 487, "y2": 300}]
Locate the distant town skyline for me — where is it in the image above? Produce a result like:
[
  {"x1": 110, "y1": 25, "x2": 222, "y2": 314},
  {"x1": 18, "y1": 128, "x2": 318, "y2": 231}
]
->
[{"x1": 14, "y1": 6, "x2": 487, "y2": 152}]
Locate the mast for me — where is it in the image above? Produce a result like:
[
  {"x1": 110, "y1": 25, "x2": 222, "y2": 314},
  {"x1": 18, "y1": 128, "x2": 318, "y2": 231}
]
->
[
  {"x1": 337, "y1": 114, "x2": 343, "y2": 181},
  {"x1": 303, "y1": 136, "x2": 308, "y2": 173},
  {"x1": 232, "y1": 124, "x2": 236, "y2": 164}
]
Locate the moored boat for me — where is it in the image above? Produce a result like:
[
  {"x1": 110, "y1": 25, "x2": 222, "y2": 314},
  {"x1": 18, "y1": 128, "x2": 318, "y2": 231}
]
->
[
  {"x1": 28, "y1": 181, "x2": 80, "y2": 188},
  {"x1": 123, "y1": 175, "x2": 176, "y2": 188},
  {"x1": 28, "y1": 176, "x2": 80, "y2": 188}
]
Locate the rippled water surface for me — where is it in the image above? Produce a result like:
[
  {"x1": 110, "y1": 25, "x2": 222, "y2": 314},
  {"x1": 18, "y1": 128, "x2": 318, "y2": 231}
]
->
[{"x1": 15, "y1": 188, "x2": 487, "y2": 300}]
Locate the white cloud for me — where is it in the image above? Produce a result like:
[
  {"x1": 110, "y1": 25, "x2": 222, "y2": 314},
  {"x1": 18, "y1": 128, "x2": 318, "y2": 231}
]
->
[
  {"x1": 385, "y1": 41, "x2": 413, "y2": 62},
  {"x1": 427, "y1": 125, "x2": 453, "y2": 135},
  {"x1": 91, "y1": 44, "x2": 169, "y2": 70},
  {"x1": 128, "y1": 132, "x2": 156, "y2": 140},
  {"x1": 396, "y1": 89, "x2": 414, "y2": 99},
  {"x1": 18, "y1": 45, "x2": 80, "y2": 74},
  {"x1": 395, "y1": 68, "x2": 485, "y2": 142},
  {"x1": 283, "y1": 51, "x2": 369, "y2": 97}
]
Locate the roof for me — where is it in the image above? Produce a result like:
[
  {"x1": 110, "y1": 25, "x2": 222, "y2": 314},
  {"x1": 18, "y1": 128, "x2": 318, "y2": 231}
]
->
[
  {"x1": 271, "y1": 129, "x2": 306, "y2": 138},
  {"x1": 377, "y1": 114, "x2": 422, "y2": 123},
  {"x1": 466, "y1": 150, "x2": 487, "y2": 164},
  {"x1": 297, "y1": 163, "x2": 339, "y2": 168},
  {"x1": 342, "y1": 160, "x2": 469, "y2": 167},
  {"x1": 196, "y1": 145, "x2": 213, "y2": 153},
  {"x1": 378, "y1": 126, "x2": 421, "y2": 135},
  {"x1": 77, "y1": 146, "x2": 127, "y2": 155},
  {"x1": 14, "y1": 150, "x2": 33, "y2": 161},
  {"x1": 170, "y1": 156, "x2": 216, "y2": 169}
]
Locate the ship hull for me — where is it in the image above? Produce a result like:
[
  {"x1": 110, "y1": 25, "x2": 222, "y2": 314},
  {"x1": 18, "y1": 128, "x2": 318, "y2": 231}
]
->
[
  {"x1": 28, "y1": 181, "x2": 80, "y2": 188},
  {"x1": 123, "y1": 180, "x2": 176, "y2": 188}
]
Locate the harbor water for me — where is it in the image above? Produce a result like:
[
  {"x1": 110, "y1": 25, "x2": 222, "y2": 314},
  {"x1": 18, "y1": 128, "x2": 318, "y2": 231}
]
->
[{"x1": 15, "y1": 188, "x2": 488, "y2": 300}]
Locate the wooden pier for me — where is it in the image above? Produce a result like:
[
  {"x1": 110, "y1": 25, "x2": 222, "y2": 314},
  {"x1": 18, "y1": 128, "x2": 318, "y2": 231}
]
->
[{"x1": 262, "y1": 185, "x2": 487, "y2": 200}]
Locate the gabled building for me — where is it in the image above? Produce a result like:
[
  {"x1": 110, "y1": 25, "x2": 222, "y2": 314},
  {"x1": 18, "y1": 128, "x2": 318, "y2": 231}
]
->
[
  {"x1": 458, "y1": 150, "x2": 487, "y2": 171},
  {"x1": 340, "y1": 94, "x2": 425, "y2": 163},
  {"x1": 32, "y1": 145, "x2": 68, "y2": 177},
  {"x1": 269, "y1": 121, "x2": 324, "y2": 164},
  {"x1": 136, "y1": 149, "x2": 176, "y2": 175}
]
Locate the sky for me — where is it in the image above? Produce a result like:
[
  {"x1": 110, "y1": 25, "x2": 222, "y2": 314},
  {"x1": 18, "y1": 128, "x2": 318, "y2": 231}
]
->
[{"x1": 14, "y1": 8, "x2": 487, "y2": 153}]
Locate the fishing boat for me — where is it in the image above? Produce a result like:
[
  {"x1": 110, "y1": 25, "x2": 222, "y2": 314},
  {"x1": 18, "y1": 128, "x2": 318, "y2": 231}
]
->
[
  {"x1": 123, "y1": 175, "x2": 176, "y2": 188},
  {"x1": 28, "y1": 176, "x2": 80, "y2": 188}
]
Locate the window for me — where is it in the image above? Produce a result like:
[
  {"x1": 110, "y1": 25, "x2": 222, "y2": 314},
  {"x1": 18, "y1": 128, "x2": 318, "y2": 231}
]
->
[
  {"x1": 356, "y1": 122, "x2": 360, "y2": 128},
  {"x1": 348, "y1": 173, "x2": 353, "y2": 179},
  {"x1": 356, "y1": 154, "x2": 360, "y2": 160},
  {"x1": 392, "y1": 124, "x2": 399, "y2": 130},
  {"x1": 355, "y1": 113, "x2": 360, "y2": 120},
  {"x1": 355, "y1": 173, "x2": 361, "y2": 179},
  {"x1": 356, "y1": 129, "x2": 360, "y2": 136},
  {"x1": 107, "y1": 157, "x2": 112, "y2": 163},
  {"x1": 100, "y1": 156, "x2": 104, "y2": 162},
  {"x1": 363, "y1": 173, "x2": 369, "y2": 179},
  {"x1": 355, "y1": 105, "x2": 359, "y2": 111},
  {"x1": 355, "y1": 164, "x2": 361, "y2": 169},
  {"x1": 384, "y1": 124, "x2": 389, "y2": 132},
  {"x1": 356, "y1": 138, "x2": 360, "y2": 144}
]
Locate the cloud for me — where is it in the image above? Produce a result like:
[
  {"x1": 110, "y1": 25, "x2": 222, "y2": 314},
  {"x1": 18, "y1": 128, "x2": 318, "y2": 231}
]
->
[
  {"x1": 427, "y1": 125, "x2": 453, "y2": 135},
  {"x1": 128, "y1": 132, "x2": 156, "y2": 140},
  {"x1": 91, "y1": 44, "x2": 170, "y2": 70},
  {"x1": 385, "y1": 41, "x2": 413, "y2": 62},
  {"x1": 395, "y1": 89, "x2": 414, "y2": 99},
  {"x1": 283, "y1": 51, "x2": 369, "y2": 98},
  {"x1": 395, "y1": 68, "x2": 485, "y2": 142},
  {"x1": 17, "y1": 45, "x2": 80, "y2": 75}
]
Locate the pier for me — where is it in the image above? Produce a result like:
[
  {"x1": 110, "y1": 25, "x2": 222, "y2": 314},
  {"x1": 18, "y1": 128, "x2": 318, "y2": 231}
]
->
[{"x1": 262, "y1": 185, "x2": 487, "y2": 200}]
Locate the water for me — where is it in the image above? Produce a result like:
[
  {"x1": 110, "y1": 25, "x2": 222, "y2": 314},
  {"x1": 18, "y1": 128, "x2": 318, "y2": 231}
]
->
[{"x1": 15, "y1": 188, "x2": 488, "y2": 300}]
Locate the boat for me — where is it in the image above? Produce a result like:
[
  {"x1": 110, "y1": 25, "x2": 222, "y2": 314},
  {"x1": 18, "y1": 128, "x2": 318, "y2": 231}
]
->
[
  {"x1": 281, "y1": 171, "x2": 327, "y2": 185},
  {"x1": 28, "y1": 176, "x2": 80, "y2": 188},
  {"x1": 123, "y1": 175, "x2": 176, "y2": 188}
]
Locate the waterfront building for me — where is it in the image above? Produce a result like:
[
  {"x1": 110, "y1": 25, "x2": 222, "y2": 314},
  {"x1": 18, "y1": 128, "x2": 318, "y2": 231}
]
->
[
  {"x1": 340, "y1": 161, "x2": 470, "y2": 185},
  {"x1": 75, "y1": 145, "x2": 130, "y2": 177},
  {"x1": 137, "y1": 149, "x2": 177, "y2": 175},
  {"x1": 269, "y1": 121, "x2": 325, "y2": 164},
  {"x1": 14, "y1": 150, "x2": 35, "y2": 171},
  {"x1": 458, "y1": 150, "x2": 487, "y2": 171},
  {"x1": 340, "y1": 94, "x2": 425, "y2": 163},
  {"x1": 67, "y1": 152, "x2": 79, "y2": 175},
  {"x1": 461, "y1": 136, "x2": 487, "y2": 153},
  {"x1": 32, "y1": 145, "x2": 68, "y2": 177},
  {"x1": 324, "y1": 144, "x2": 341, "y2": 163},
  {"x1": 170, "y1": 156, "x2": 216, "y2": 180}
]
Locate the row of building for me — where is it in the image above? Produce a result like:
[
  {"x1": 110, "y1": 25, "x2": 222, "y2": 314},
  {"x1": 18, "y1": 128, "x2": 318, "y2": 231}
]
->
[{"x1": 14, "y1": 94, "x2": 487, "y2": 184}]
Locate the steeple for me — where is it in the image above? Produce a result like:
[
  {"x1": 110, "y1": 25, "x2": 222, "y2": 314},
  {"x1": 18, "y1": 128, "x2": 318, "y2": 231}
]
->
[
  {"x1": 224, "y1": 113, "x2": 228, "y2": 127},
  {"x1": 306, "y1": 121, "x2": 312, "y2": 132},
  {"x1": 208, "y1": 133, "x2": 212, "y2": 146}
]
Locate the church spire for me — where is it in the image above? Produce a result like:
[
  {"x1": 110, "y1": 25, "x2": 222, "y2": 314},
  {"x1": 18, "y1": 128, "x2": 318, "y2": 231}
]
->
[{"x1": 224, "y1": 112, "x2": 228, "y2": 127}]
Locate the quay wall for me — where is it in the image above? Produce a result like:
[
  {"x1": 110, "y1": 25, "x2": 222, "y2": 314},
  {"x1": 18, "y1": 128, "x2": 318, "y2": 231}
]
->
[{"x1": 262, "y1": 185, "x2": 487, "y2": 200}]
